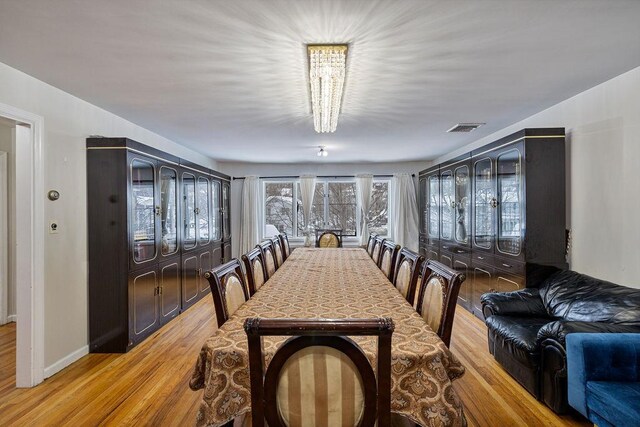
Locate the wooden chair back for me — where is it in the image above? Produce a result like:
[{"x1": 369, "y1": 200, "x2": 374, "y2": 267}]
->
[
  {"x1": 272, "y1": 236, "x2": 285, "y2": 267},
  {"x1": 393, "y1": 248, "x2": 425, "y2": 305},
  {"x1": 416, "y1": 260, "x2": 466, "y2": 347},
  {"x1": 258, "y1": 240, "x2": 278, "y2": 278},
  {"x1": 241, "y1": 247, "x2": 267, "y2": 296},
  {"x1": 316, "y1": 229, "x2": 343, "y2": 248},
  {"x1": 370, "y1": 237, "x2": 385, "y2": 265},
  {"x1": 378, "y1": 240, "x2": 400, "y2": 280},
  {"x1": 244, "y1": 318, "x2": 394, "y2": 427},
  {"x1": 366, "y1": 234, "x2": 377, "y2": 256},
  {"x1": 278, "y1": 233, "x2": 291, "y2": 260},
  {"x1": 205, "y1": 259, "x2": 249, "y2": 328}
]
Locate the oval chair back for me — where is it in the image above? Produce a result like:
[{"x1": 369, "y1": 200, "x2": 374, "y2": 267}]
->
[
  {"x1": 278, "y1": 233, "x2": 291, "y2": 260},
  {"x1": 316, "y1": 230, "x2": 343, "y2": 248},
  {"x1": 258, "y1": 240, "x2": 278, "y2": 278},
  {"x1": 392, "y1": 248, "x2": 425, "y2": 305},
  {"x1": 370, "y1": 237, "x2": 385, "y2": 265},
  {"x1": 241, "y1": 247, "x2": 267, "y2": 296},
  {"x1": 272, "y1": 236, "x2": 285, "y2": 267},
  {"x1": 366, "y1": 234, "x2": 377, "y2": 256},
  {"x1": 244, "y1": 318, "x2": 394, "y2": 427},
  {"x1": 377, "y1": 240, "x2": 400, "y2": 280},
  {"x1": 205, "y1": 259, "x2": 249, "y2": 328},
  {"x1": 416, "y1": 260, "x2": 465, "y2": 347}
]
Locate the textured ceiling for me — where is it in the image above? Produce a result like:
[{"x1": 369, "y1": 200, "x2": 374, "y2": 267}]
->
[{"x1": 0, "y1": 0, "x2": 639, "y2": 163}]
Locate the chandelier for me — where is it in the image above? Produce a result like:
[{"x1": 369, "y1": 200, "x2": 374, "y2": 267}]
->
[{"x1": 308, "y1": 45, "x2": 347, "y2": 133}]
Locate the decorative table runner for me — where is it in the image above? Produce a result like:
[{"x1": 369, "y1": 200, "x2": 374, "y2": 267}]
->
[{"x1": 190, "y1": 248, "x2": 466, "y2": 426}]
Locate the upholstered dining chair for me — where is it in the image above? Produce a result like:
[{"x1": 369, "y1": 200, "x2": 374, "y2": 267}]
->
[
  {"x1": 241, "y1": 247, "x2": 268, "y2": 296},
  {"x1": 392, "y1": 248, "x2": 425, "y2": 305},
  {"x1": 366, "y1": 234, "x2": 377, "y2": 256},
  {"x1": 278, "y1": 233, "x2": 291, "y2": 261},
  {"x1": 244, "y1": 317, "x2": 394, "y2": 427},
  {"x1": 258, "y1": 240, "x2": 278, "y2": 278},
  {"x1": 377, "y1": 240, "x2": 400, "y2": 280},
  {"x1": 371, "y1": 237, "x2": 385, "y2": 265},
  {"x1": 271, "y1": 236, "x2": 285, "y2": 267},
  {"x1": 316, "y1": 229, "x2": 343, "y2": 248},
  {"x1": 416, "y1": 260, "x2": 466, "y2": 347},
  {"x1": 205, "y1": 259, "x2": 249, "y2": 328}
]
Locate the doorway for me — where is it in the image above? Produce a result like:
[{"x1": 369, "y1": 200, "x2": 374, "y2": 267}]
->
[{"x1": 0, "y1": 102, "x2": 45, "y2": 388}]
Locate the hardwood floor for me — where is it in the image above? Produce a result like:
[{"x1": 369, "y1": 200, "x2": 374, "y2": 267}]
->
[{"x1": 0, "y1": 299, "x2": 590, "y2": 426}]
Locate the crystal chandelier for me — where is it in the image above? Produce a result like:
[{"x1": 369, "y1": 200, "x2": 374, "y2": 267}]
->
[{"x1": 308, "y1": 45, "x2": 347, "y2": 133}]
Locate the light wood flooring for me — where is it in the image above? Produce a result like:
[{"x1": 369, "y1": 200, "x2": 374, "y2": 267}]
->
[{"x1": 0, "y1": 299, "x2": 590, "y2": 426}]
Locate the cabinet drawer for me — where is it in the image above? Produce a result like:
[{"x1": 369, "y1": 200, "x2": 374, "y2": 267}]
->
[
  {"x1": 494, "y1": 256, "x2": 525, "y2": 276},
  {"x1": 472, "y1": 253, "x2": 494, "y2": 265}
]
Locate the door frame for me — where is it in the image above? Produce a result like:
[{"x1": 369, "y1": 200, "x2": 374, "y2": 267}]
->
[
  {"x1": 0, "y1": 152, "x2": 7, "y2": 325},
  {"x1": 0, "y1": 101, "x2": 45, "y2": 387}
]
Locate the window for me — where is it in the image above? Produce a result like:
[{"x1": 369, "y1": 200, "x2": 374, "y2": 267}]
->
[{"x1": 264, "y1": 178, "x2": 390, "y2": 239}]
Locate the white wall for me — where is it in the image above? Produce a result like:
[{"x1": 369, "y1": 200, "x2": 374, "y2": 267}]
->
[
  {"x1": 218, "y1": 160, "x2": 428, "y2": 257},
  {"x1": 0, "y1": 61, "x2": 218, "y2": 374},
  {"x1": 436, "y1": 65, "x2": 640, "y2": 288},
  {"x1": 0, "y1": 124, "x2": 15, "y2": 320}
]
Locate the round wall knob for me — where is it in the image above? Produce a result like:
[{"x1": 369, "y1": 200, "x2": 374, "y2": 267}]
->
[{"x1": 48, "y1": 190, "x2": 60, "y2": 201}]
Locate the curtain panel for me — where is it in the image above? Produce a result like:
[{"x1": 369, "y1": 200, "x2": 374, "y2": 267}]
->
[
  {"x1": 356, "y1": 174, "x2": 373, "y2": 246},
  {"x1": 238, "y1": 176, "x2": 262, "y2": 256},
  {"x1": 391, "y1": 173, "x2": 419, "y2": 251},
  {"x1": 299, "y1": 176, "x2": 316, "y2": 245}
]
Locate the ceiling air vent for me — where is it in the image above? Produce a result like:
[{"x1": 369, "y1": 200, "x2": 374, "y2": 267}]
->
[{"x1": 446, "y1": 123, "x2": 485, "y2": 133}]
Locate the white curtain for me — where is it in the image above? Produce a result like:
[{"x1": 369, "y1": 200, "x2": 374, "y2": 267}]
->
[
  {"x1": 299, "y1": 175, "x2": 316, "y2": 232},
  {"x1": 238, "y1": 176, "x2": 262, "y2": 256},
  {"x1": 356, "y1": 174, "x2": 373, "y2": 246},
  {"x1": 390, "y1": 173, "x2": 419, "y2": 251}
]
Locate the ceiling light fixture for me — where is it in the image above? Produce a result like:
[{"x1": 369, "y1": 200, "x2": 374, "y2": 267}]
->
[
  {"x1": 317, "y1": 146, "x2": 328, "y2": 157},
  {"x1": 308, "y1": 44, "x2": 348, "y2": 133}
]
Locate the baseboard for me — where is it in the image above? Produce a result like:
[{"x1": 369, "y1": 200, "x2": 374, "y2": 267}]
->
[
  {"x1": 44, "y1": 345, "x2": 89, "y2": 378},
  {"x1": 7, "y1": 314, "x2": 16, "y2": 323}
]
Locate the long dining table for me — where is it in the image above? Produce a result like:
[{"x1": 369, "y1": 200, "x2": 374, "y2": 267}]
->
[{"x1": 190, "y1": 248, "x2": 466, "y2": 426}]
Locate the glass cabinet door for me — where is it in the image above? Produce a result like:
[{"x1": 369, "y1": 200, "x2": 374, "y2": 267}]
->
[
  {"x1": 419, "y1": 177, "x2": 428, "y2": 235},
  {"x1": 454, "y1": 165, "x2": 470, "y2": 245},
  {"x1": 474, "y1": 157, "x2": 494, "y2": 250},
  {"x1": 159, "y1": 167, "x2": 178, "y2": 256},
  {"x1": 440, "y1": 171, "x2": 454, "y2": 241},
  {"x1": 183, "y1": 173, "x2": 197, "y2": 250},
  {"x1": 211, "y1": 181, "x2": 221, "y2": 241},
  {"x1": 222, "y1": 182, "x2": 230, "y2": 240},
  {"x1": 497, "y1": 148, "x2": 522, "y2": 255},
  {"x1": 428, "y1": 175, "x2": 439, "y2": 239},
  {"x1": 131, "y1": 159, "x2": 157, "y2": 262},
  {"x1": 197, "y1": 177, "x2": 211, "y2": 244}
]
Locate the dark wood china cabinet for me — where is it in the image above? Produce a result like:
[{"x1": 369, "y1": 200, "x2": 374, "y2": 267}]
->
[
  {"x1": 418, "y1": 128, "x2": 567, "y2": 319},
  {"x1": 87, "y1": 137, "x2": 230, "y2": 352}
]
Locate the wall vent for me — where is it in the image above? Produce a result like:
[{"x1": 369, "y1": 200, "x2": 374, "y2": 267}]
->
[{"x1": 446, "y1": 123, "x2": 485, "y2": 133}]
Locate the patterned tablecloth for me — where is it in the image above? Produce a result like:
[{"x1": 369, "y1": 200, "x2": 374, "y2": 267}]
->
[{"x1": 190, "y1": 248, "x2": 466, "y2": 426}]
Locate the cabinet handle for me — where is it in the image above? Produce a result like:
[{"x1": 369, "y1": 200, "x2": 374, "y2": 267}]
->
[
  {"x1": 154, "y1": 206, "x2": 161, "y2": 216},
  {"x1": 477, "y1": 256, "x2": 485, "y2": 260},
  {"x1": 502, "y1": 263, "x2": 512, "y2": 268},
  {"x1": 194, "y1": 207, "x2": 200, "y2": 215},
  {"x1": 450, "y1": 201, "x2": 456, "y2": 208},
  {"x1": 490, "y1": 198, "x2": 498, "y2": 208},
  {"x1": 456, "y1": 249, "x2": 464, "y2": 254},
  {"x1": 196, "y1": 268, "x2": 200, "y2": 276},
  {"x1": 442, "y1": 245, "x2": 449, "y2": 250},
  {"x1": 158, "y1": 286, "x2": 163, "y2": 295}
]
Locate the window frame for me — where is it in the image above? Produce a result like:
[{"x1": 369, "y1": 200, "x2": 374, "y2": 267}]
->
[{"x1": 261, "y1": 177, "x2": 390, "y2": 242}]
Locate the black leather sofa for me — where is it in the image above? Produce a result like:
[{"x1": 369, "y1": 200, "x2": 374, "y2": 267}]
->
[{"x1": 481, "y1": 268, "x2": 640, "y2": 413}]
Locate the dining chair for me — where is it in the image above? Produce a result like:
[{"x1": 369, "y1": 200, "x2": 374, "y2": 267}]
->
[
  {"x1": 244, "y1": 317, "x2": 394, "y2": 427},
  {"x1": 416, "y1": 260, "x2": 466, "y2": 347},
  {"x1": 377, "y1": 240, "x2": 400, "y2": 280},
  {"x1": 371, "y1": 237, "x2": 385, "y2": 265},
  {"x1": 392, "y1": 248, "x2": 425, "y2": 305},
  {"x1": 271, "y1": 236, "x2": 285, "y2": 267},
  {"x1": 366, "y1": 234, "x2": 377, "y2": 256},
  {"x1": 258, "y1": 240, "x2": 278, "y2": 278},
  {"x1": 278, "y1": 233, "x2": 291, "y2": 260},
  {"x1": 205, "y1": 259, "x2": 249, "y2": 328},
  {"x1": 315, "y1": 229, "x2": 343, "y2": 248},
  {"x1": 241, "y1": 247, "x2": 268, "y2": 296}
]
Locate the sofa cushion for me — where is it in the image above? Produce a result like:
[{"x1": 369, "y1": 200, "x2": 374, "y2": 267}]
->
[
  {"x1": 539, "y1": 270, "x2": 640, "y2": 325},
  {"x1": 586, "y1": 381, "x2": 640, "y2": 427},
  {"x1": 486, "y1": 316, "x2": 550, "y2": 365}
]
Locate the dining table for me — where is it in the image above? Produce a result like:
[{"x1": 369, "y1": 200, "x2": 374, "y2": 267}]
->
[{"x1": 190, "y1": 247, "x2": 466, "y2": 426}]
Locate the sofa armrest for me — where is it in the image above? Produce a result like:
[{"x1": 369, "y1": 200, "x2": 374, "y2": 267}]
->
[
  {"x1": 566, "y1": 333, "x2": 640, "y2": 418},
  {"x1": 480, "y1": 288, "x2": 546, "y2": 319},
  {"x1": 537, "y1": 320, "x2": 640, "y2": 347}
]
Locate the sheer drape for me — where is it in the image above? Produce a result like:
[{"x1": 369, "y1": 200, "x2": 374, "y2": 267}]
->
[
  {"x1": 299, "y1": 176, "x2": 316, "y2": 245},
  {"x1": 356, "y1": 174, "x2": 373, "y2": 246},
  {"x1": 238, "y1": 176, "x2": 262, "y2": 256},
  {"x1": 391, "y1": 173, "x2": 419, "y2": 251}
]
